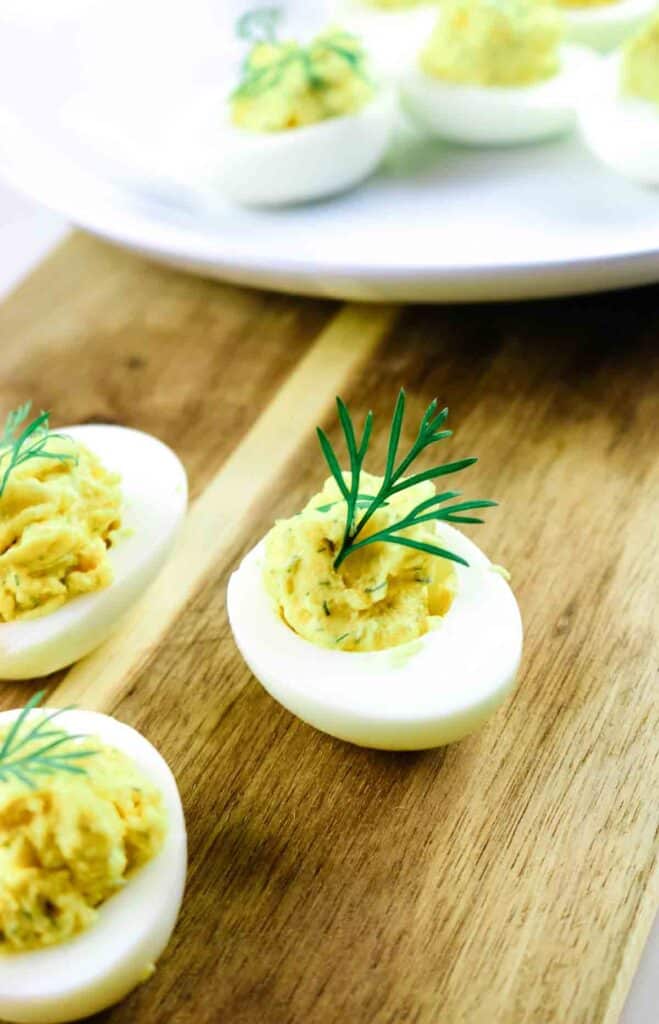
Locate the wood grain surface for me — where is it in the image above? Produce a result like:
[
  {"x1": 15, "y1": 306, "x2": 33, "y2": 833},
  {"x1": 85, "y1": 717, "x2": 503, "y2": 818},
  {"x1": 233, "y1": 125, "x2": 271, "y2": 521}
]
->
[{"x1": 0, "y1": 233, "x2": 657, "y2": 1024}]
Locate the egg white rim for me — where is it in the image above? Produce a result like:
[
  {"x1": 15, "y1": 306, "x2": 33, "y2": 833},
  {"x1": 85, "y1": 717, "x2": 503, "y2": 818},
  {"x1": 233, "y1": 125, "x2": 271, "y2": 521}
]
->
[
  {"x1": 228, "y1": 523, "x2": 523, "y2": 723},
  {"x1": 0, "y1": 708, "x2": 187, "y2": 998},
  {"x1": 0, "y1": 424, "x2": 188, "y2": 669}
]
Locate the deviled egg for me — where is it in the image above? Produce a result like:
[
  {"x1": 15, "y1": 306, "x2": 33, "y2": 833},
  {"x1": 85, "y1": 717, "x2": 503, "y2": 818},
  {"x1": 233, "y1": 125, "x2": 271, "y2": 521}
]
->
[
  {"x1": 0, "y1": 696, "x2": 187, "y2": 1024},
  {"x1": 579, "y1": 10, "x2": 659, "y2": 183},
  {"x1": 401, "y1": 0, "x2": 593, "y2": 145},
  {"x1": 331, "y1": 0, "x2": 441, "y2": 78},
  {"x1": 0, "y1": 406, "x2": 187, "y2": 679},
  {"x1": 215, "y1": 25, "x2": 396, "y2": 206},
  {"x1": 228, "y1": 391, "x2": 523, "y2": 750},
  {"x1": 557, "y1": 0, "x2": 657, "y2": 53}
]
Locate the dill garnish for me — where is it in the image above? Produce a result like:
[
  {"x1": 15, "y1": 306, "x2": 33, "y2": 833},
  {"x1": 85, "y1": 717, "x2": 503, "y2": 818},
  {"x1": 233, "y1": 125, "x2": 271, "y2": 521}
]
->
[
  {"x1": 0, "y1": 691, "x2": 97, "y2": 789},
  {"x1": 232, "y1": 14, "x2": 370, "y2": 101},
  {"x1": 237, "y1": 6, "x2": 281, "y2": 46},
  {"x1": 316, "y1": 389, "x2": 497, "y2": 571},
  {"x1": 316, "y1": 493, "x2": 386, "y2": 513},
  {"x1": 0, "y1": 402, "x2": 76, "y2": 499}
]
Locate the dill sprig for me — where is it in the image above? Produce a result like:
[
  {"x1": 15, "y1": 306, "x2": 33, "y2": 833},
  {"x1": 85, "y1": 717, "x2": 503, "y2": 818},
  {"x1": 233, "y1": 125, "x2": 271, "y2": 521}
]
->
[
  {"x1": 237, "y1": 6, "x2": 281, "y2": 46},
  {"x1": 0, "y1": 690, "x2": 97, "y2": 790},
  {"x1": 232, "y1": 12, "x2": 370, "y2": 101},
  {"x1": 0, "y1": 402, "x2": 77, "y2": 499},
  {"x1": 316, "y1": 389, "x2": 497, "y2": 571}
]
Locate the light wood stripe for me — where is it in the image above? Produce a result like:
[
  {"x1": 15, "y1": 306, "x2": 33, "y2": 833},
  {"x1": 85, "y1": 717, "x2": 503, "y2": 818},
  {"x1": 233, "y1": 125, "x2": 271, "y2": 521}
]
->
[
  {"x1": 603, "y1": 838, "x2": 659, "y2": 1024},
  {"x1": 52, "y1": 303, "x2": 398, "y2": 711}
]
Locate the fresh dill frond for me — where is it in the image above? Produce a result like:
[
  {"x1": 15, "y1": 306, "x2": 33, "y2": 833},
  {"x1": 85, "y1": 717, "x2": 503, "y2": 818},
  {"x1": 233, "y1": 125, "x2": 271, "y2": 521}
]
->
[
  {"x1": 0, "y1": 402, "x2": 77, "y2": 499},
  {"x1": 237, "y1": 6, "x2": 281, "y2": 46},
  {"x1": 316, "y1": 389, "x2": 497, "y2": 571},
  {"x1": 232, "y1": 23, "x2": 370, "y2": 101},
  {"x1": 0, "y1": 691, "x2": 98, "y2": 789},
  {"x1": 316, "y1": 493, "x2": 384, "y2": 513}
]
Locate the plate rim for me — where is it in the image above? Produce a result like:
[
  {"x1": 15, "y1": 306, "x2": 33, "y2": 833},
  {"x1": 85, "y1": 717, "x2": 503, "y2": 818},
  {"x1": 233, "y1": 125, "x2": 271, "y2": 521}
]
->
[{"x1": 1, "y1": 132, "x2": 658, "y2": 302}]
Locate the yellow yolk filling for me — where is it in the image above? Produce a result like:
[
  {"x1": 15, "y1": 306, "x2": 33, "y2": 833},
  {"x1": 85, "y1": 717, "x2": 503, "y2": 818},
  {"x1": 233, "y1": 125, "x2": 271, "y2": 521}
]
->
[
  {"x1": 420, "y1": 0, "x2": 564, "y2": 86},
  {"x1": 263, "y1": 472, "x2": 457, "y2": 652},
  {"x1": 0, "y1": 438, "x2": 122, "y2": 622},
  {"x1": 622, "y1": 11, "x2": 659, "y2": 107},
  {"x1": 365, "y1": 0, "x2": 428, "y2": 8},
  {"x1": 231, "y1": 29, "x2": 374, "y2": 132},
  {"x1": 0, "y1": 727, "x2": 166, "y2": 953},
  {"x1": 556, "y1": 0, "x2": 618, "y2": 7}
]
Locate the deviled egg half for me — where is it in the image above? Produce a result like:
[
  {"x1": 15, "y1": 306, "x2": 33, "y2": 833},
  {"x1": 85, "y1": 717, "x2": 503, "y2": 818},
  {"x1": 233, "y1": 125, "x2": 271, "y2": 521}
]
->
[
  {"x1": 228, "y1": 391, "x2": 523, "y2": 751},
  {"x1": 579, "y1": 9, "x2": 659, "y2": 183},
  {"x1": 0, "y1": 695, "x2": 187, "y2": 1024},
  {"x1": 214, "y1": 23, "x2": 396, "y2": 206},
  {"x1": 0, "y1": 405, "x2": 187, "y2": 679},
  {"x1": 401, "y1": 0, "x2": 593, "y2": 145},
  {"x1": 331, "y1": 0, "x2": 441, "y2": 78},
  {"x1": 557, "y1": 0, "x2": 657, "y2": 53}
]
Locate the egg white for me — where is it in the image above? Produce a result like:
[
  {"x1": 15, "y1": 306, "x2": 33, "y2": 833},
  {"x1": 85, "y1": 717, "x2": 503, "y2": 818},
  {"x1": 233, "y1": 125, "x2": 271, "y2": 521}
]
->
[
  {"x1": 561, "y1": 0, "x2": 657, "y2": 53},
  {"x1": 0, "y1": 425, "x2": 187, "y2": 680},
  {"x1": 227, "y1": 524, "x2": 523, "y2": 750},
  {"x1": 331, "y1": 1, "x2": 441, "y2": 80},
  {"x1": 214, "y1": 87, "x2": 396, "y2": 206},
  {"x1": 0, "y1": 708, "x2": 187, "y2": 1024},
  {"x1": 400, "y1": 44, "x2": 593, "y2": 145},
  {"x1": 579, "y1": 52, "x2": 659, "y2": 184}
]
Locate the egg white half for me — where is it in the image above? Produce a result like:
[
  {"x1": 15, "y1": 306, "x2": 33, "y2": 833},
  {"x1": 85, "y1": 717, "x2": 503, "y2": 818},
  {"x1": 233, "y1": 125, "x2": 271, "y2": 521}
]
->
[
  {"x1": 579, "y1": 53, "x2": 659, "y2": 184},
  {"x1": 227, "y1": 524, "x2": 523, "y2": 750},
  {"x1": 401, "y1": 44, "x2": 593, "y2": 145},
  {"x1": 562, "y1": 0, "x2": 657, "y2": 53},
  {"x1": 0, "y1": 425, "x2": 188, "y2": 680},
  {"x1": 213, "y1": 87, "x2": 396, "y2": 206},
  {"x1": 0, "y1": 708, "x2": 187, "y2": 1024}
]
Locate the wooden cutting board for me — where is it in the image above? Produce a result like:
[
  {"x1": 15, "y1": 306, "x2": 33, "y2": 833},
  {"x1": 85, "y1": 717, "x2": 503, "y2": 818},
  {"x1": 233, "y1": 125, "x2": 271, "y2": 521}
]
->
[{"x1": 0, "y1": 234, "x2": 657, "y2": 1024}]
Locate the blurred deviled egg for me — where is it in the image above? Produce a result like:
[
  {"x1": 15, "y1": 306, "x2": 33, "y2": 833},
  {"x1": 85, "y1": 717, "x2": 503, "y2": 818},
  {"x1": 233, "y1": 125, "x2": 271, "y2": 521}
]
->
[
  {"x1": 0, "y1": 694, "x2": 186, "y2": 1024},
  {"x1": 0, "y1": 404, "x2": 187, "y2": 679},
  {"x1": 580, "y1": 10, "x2": 659, "y2": 184},
  {"x1": 214, "y1": 12, "x2": 395, "y2": 206},
  {"x1": 401, "y1": 0, "x2": 593, "y2": 145},
  {"x1": 556, "y1": 0, "x2": 657, "y2": 53},
  {"x1": 228, "y1": 390, "x2": 523, "y2": 751},
  {"x1": 331, "y1": 0, "x2": 441, "y2": 78}
]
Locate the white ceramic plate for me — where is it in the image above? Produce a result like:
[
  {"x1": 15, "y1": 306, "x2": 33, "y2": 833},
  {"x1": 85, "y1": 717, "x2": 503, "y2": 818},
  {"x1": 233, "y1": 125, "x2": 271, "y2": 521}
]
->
[{"x1": 0, "y1": 2, "x2": 657, "y2": 303}]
